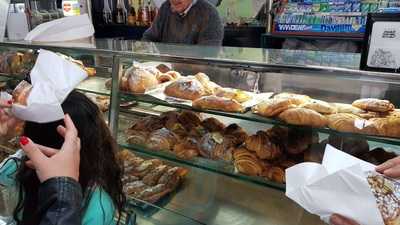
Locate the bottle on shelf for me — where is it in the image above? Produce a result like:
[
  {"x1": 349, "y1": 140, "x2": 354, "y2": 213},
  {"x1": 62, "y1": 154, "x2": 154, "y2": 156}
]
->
[
  {"x1": 127, "y1": 0, "x2": 137, "y2": 26},
  {"x1": 115, "y1": 0, "x2": 128, "y2": 24},
  {"x1": 137, "y1": 0, "x2": 144, "y2": 26}
]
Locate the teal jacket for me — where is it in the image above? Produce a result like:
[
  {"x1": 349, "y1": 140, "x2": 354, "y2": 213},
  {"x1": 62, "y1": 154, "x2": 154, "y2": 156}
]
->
[{"x1": 0, "y1": 152, "x2": 116, "y2": 225}]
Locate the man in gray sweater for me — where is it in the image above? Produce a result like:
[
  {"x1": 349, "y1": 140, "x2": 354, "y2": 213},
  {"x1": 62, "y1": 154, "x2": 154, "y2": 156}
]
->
[{"x1": 142, "y1": 0, "x2": 224, "y2": 46}]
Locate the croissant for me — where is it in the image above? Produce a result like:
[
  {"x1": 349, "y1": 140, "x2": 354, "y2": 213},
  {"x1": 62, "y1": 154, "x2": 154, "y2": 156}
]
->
[
  {"x1": 245, "y1": 131, "x2": 282, "y2": 160},
  {"x1": 223, "y1": 124, "x2": 248, "y2": 146},
  {"x1": 301, "y1": 99, "x2": 337, "y2": 114},
  {"x1": 164, "y1": 78, "x2": 205, "y2": 100},
  {"x1": 264, "y1": 166, "x2": 286, "y2": 183},
  {"x1": 173, "y1": 137, "x2": 200, "y2": 160},
  {"x1": 193, "y1": 96, "x2": 245, "y2": 113},
  {"x1": 201, "y1": 117, "x2": 226, "y2": 132},
  {"x1": 146, "y1": 128, "x2": 178, "y2": 151},
  {"x1": 233, "y1": 147, "x2": 263, "y2": 176},
  {"x1": 352, "y1": 98, "x2": 395, "y2": 112},
  {"x1": 278, "y1": 108, "x2": 328, "y2": 128},
  {"x1": 197, "y1": 132, "x2": 232, "y2": 161},
  {"x1": 177, "y1": 110, "x2": 202, "y2": 131},
  {"x1": 273, "y1": 92, "x2": 311, "y2": 105},
  {"x1": 327, "y1": 113, "x2": 378, "y2": 135},
  {"x1": 252, "y1": 98, "x2": 298, "y2": 117}
]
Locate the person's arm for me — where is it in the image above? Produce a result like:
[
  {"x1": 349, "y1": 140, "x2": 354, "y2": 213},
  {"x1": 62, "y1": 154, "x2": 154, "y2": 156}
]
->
[
  {"x1": 142, "y1": 5, "x2": 166, "y2": 42},
  {"x1": 37, "y1": 177, "x2": 83, "y2": 225},
  {"x1": 197, "y1": 8, "x2": 224, "y2": 46}
]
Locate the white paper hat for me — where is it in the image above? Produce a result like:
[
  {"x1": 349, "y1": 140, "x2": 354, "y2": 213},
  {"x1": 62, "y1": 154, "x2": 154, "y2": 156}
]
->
[
  {"x1": 25, "y1": 14, "x2": 94, "y2": 42},
  {"x1": 10, "y1": 49, "x2": 88, "y2": 123}
]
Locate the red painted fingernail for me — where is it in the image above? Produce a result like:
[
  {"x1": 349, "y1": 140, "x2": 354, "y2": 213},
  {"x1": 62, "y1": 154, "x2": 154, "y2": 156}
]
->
[
  {"x1": 7, "y1": 100, "x2": 12, "y2": 105},
  {"x1": 20, "y1": 136, "x2": 29, "y2": 146}
]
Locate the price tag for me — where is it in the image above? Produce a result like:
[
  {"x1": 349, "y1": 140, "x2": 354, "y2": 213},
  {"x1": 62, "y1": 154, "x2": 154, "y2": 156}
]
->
[
  {"x1": 0, "y1": 0, "x2": 10, "y2": 42},
  {"x1": 360, "y1": 13, "x2": 400, "y2": 73}
]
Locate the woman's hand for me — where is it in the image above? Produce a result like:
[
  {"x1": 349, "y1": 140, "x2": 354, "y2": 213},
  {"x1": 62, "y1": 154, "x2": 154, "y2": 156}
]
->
[
  {"x1": 330, "y1": 214, "x2": 360, "y2": 225},
  {"x1": 19, "y1": 114, "x2": 81, "y2": 182},
  {"x1": 376, "y1": 156, "x2": 400, "y2": 178}
]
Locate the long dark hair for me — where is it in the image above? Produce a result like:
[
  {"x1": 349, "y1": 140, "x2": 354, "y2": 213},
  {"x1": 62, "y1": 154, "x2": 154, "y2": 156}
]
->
[{"x1": 13, "y1": 90, "x2": 125, "y2": 225}]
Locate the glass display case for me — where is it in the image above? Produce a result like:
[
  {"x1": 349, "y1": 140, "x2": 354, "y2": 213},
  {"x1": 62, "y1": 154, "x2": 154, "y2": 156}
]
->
[{"x1": 0, "y1": 39, "x2": 400, "y2": 225}]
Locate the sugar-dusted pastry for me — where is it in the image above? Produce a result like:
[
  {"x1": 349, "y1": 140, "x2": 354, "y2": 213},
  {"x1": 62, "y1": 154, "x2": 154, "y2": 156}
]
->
[
  {"x1": 136, "y1": 183, "x2": 170, "y2": 203},
  {"x1": 130, "y1": 159, "x2": 163, "y2": 178},
  {"x1": 146, "y1": 128, "x2": 178, "y2": 151},
  {"x1": 245, "y1": 131, "x2": 282, "y2": 160},
  {"x1": 233, "y1": 147, "x2": 263, "y2": 176},
  {"x1": 301, "y1": 99, "x2": 337, "y2": 114},
  {"x1": 193, "y1": 96, "x2": 245, "y2": 113},
  {"x1": 142, "y1": 165, "x2": 169, "y2": 186},
  {"x1": 352, "y1": 98, "x2": 395, "y2": 112},
  {"x1": 126, "y1": 65, "x2": 159, "y2": 94},
  {"x1": 12, "y1": 80, "x2": 32, "y2": 106},
  {"x1": 215, "y1": 87, "x2": 252, "y2": 103},
  {"x1": 201, "y1": 117, "x2": 226, "y2": 132},
  {"x1": 198, "y1": 132, "x2": 229, "y2": 160},
  {"x1": 252, "y1": 98, "x2": 298, "y2": 117},
  {"x1": 164, "y1": 77, "x2": 205, "y2": 100},
  {"x1": 123, "y1": 181, "x2": 148, "y2": 195},
  {"x1": 278, "y1": 108, "x2": 328, "y2": 128},
  {"x1": 126, "y1": 131, "x2": 149, "y2": 146},
  {"x1": 126, "y1": 116, "x2": 164, "y2": 134}
]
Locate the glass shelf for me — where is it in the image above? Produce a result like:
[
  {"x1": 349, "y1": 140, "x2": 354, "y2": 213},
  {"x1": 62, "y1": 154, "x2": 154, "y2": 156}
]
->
[
  {"x1": 124, "y1": 150, "x2": 324, "y2": 225},
  {"x1": 121, "y1": 92, "x2": 400, "y2": 146},
  {"x1": 76, "y1": 76, "x2": 110, "y2": 96}
]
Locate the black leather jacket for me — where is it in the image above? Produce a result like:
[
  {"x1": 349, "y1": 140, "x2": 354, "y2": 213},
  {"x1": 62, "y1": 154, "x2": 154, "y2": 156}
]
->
[{"x1": 37, "y1": 177, "x2": 82, "y2": 225}]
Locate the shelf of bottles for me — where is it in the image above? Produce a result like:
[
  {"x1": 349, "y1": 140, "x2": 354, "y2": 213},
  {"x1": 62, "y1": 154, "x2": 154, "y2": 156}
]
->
[{"x1": 101, "y1": 0, "x2": 158, "y2": 27}]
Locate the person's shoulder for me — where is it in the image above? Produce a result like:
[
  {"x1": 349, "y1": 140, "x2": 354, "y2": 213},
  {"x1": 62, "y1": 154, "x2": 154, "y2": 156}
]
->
[{"x1": 82, "y1": 187, "x2": 116, "y2": 225}]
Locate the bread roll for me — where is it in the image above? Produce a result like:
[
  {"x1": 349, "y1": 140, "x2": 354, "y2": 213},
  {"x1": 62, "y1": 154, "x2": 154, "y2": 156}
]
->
[
  {"x1": 126, "y1": 66, "x2": 159, "y2": 94},
  {"x1": 333, "y1": 103, "x2": 366, "y2": 115},
  {"x1": 370, "y1": 117, "x2": 400, "y2": 138},
  {"x1": 12, "y1": 80, "x2": 32, "y2": 106},
  {"x1": 273, "y1": 92, "x2": 311, "y2": 105},
  {"x1": 301, "y1": 99, "x2": 337, "y2": 114},
  {"x1": 327, "y1": 113, "x2": 378, "y2": 135},
  {"x1": 245, "y1": 131, "x2": 282, "y2": 160},
  {"x1": 352, "y1": 98, "x2": 395, "y2": 112},
  {"x1": 278, "y1": 108, "x2": 328, "y2": 128},
  {"x1": 194, "y1": 72, "x2": 220, "y2": 95},
  {"x1": 164, "y1": 78, "x2": 205, "y2": 100},
  {"x1": 193, "y1": 96, "x2": 244, "y2": 113},
  {"x1": 252, "y1": 98, "x2": 298, "y2": 117}
]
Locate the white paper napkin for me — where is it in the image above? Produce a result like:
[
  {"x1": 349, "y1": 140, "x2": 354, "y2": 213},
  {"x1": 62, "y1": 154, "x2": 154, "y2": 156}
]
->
[
  {"x1": 24, "y1": 14, "x2": 94, "y2": 42},
  {"x1": 10, "y1": 49, "x2": 87, "y2": 123},
  {"x1": 286, "y1": 144, "x2": 384, "y2": 225}
]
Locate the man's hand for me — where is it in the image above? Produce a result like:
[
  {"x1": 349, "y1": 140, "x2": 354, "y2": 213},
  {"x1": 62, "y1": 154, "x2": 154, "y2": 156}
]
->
[
  {"x1": 376, "y1": 156, "x2": 400, "y2": 178},
  {"x1": 330, "y1": 214, "x2": 360, "y2": 225},
  {"x1": 20, "y1": 114, "x2": 81, "y2": 182}
]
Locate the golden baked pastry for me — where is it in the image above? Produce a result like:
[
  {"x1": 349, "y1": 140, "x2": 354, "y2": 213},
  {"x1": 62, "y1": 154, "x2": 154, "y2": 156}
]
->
[
  {"x1": 245, "y1": 131, "x2": 282, "y2": 160},
  {"x1": 286, "y1": 128, "x2": 318, "y2": 155},
  {"x1": 146, "y1": 128, "x2": 178, "y2": 151},
  {"x1": 156, "y1": 71, "x2": 181, "y2": 83},
  {"x1": 126, "y1": 66, "x2": 159, "y2": 94},
  {"x1": 223, "y1": 124, "x2": 248, "y2": 146},
  {"x1": 327, "y1": 113, "x2": 378, "y2": 135},
  {"x1": 126, "y1": 116, "x2": 164, "y2": 134},
  {"x1": 263, "y1": 166, "x2": 286, "y2": 183},
  {"x1": 352, "y1": 98, "x2": 395, "y2": 112},
  {"x1": 215, "y1": 87, "x2": 252, "y2": 103},
  {"x1": 193, "y1": 96, "x2": 245, "y2": 113},
  {"x1": 177, "y1": 110, "x2": 202, "y2": 131},
  {"x1": 301, "y1": 99, "x2": 337, "y2": 114},
  {"x1": 194, "y1": 72, "x2": 220, "y2": 95},
  {"x1": 278, "y1": 108, "x2": 328, "y2": 128},
  {"x1": 252, "y1": 98, "x2": 298, "y2": 117},
  {"x1": 273, "y1": 92, "x2": 311, "y2": 105},
  {"x1": 126, "y1": 131, "x2": 148, "y2": 146},
  {"x1": 12, "y1": 80, "x2": 32, "y2": 106},
  {"x1": 164, "y1": 77, "x2": 205, "y2": 101},
  {"x1": 233, "y1": 147, "x2": 263, "y2": 176},
  {"x1": 197, "y1": 132, "x2": 232, "y2": 161},
  {"x1": 142, "y1": 165, "x2": 169, "y2": 186},
  {"x1": 333, "y1": 103, "x2": 366, "y2": 115},
  {"x1": 201, "y1": 117, "x2": 226, "y2": 132},
  {"x1": 370, "y1": 117, "x2": 400, "y2": 138},
  {"x1": 156, "y1": 64, "x2": 171, "y2": 73}
]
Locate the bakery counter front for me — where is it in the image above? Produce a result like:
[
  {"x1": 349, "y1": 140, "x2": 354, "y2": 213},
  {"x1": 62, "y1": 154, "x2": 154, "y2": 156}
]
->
[{"x1": 0, "y1": 39, "x2": 400, "y2": 225}]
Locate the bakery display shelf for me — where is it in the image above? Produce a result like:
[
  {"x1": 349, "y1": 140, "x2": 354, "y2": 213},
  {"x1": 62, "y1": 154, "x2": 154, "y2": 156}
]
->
[
  {"x1": 121, "y1": 93, "x2": 400, "y2": 146},
  {"x1": 75, "y1": 76, "x2": 111, "y2": 96}
]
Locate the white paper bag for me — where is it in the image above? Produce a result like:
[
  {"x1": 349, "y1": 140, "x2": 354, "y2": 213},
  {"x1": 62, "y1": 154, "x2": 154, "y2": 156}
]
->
[
  {"x1": 10, "y1": 49, "x2": 88, "y2": 123},
  {"x1": 286, "y1": 145, "x2": 385, "y2": 225},
  {"x1": 24, "y1": 14, "x2": 94, "y2": 42}
]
